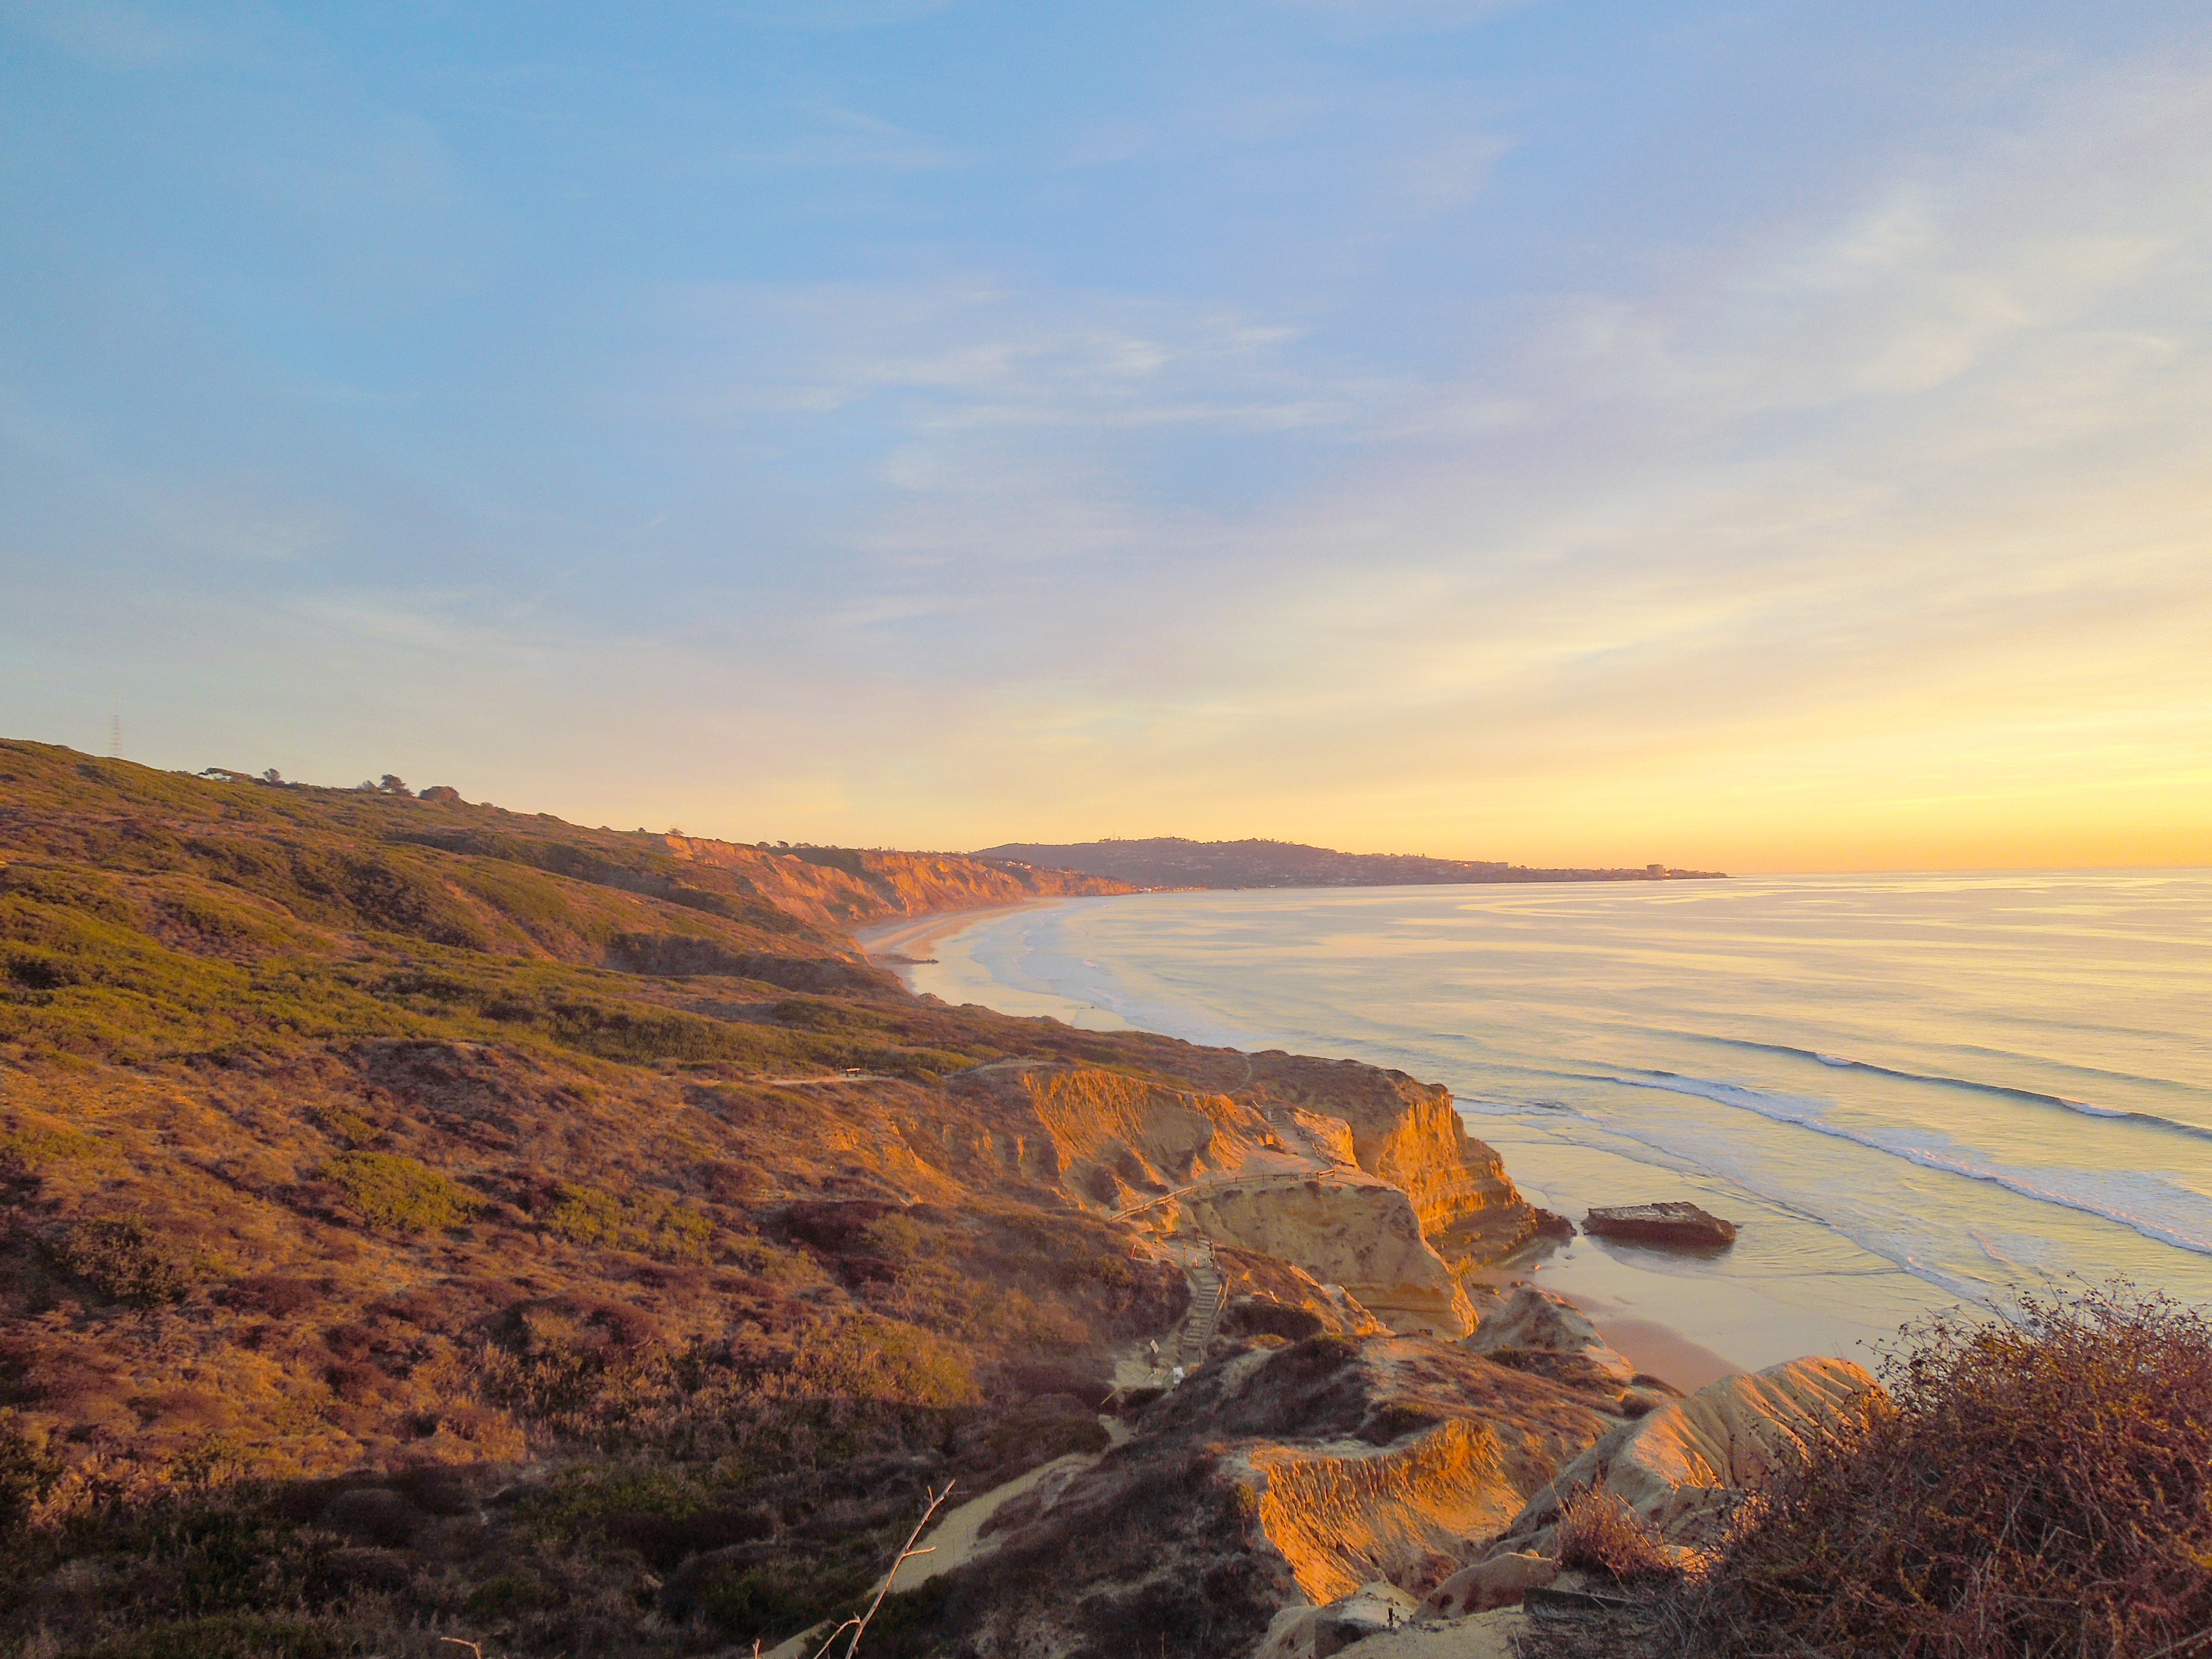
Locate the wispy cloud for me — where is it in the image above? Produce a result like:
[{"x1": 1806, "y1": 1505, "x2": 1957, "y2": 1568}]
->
[
  {"x1": 1258, "y1": 0, "x2": 1542, "y2": 38},
  {"x1": 6, "y1": 8, "x2": 2209, "y2": 869},
  {"x1": 708, "y1": 101, "x2": 968, "y2": 172},
  {"x1": 647, "y1": 279, "x2": 1354, "y2": 442}
]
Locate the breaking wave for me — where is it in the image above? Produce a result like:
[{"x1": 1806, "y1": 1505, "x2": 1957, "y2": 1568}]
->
[
  {"x1": 1699, "y1": 1036, "x2": 2212, "y2": 1142},
  {"x1": 1608, "y1": 1069, "x2": 2212, "y2": 1259}
]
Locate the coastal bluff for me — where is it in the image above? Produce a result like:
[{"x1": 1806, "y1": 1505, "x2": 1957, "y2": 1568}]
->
[
  {"x1": 950, "y1": 1055, "x2": 1552, "y2": 1337},
  {"x1": 660, "y1": 834, "x2": 1133, "y2": 929},
  {"x1": 1240, "y1": 1051, "x2": 1562, "y2": 1263},
  {"x1": 0, "y1": 738, "x2": 1821, "y2": 1659}
]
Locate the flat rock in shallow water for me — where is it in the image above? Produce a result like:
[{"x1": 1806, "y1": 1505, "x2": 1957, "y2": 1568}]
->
[{"x1": 1582, "y1": 1201, "x2": 1737, "y2": 1249}]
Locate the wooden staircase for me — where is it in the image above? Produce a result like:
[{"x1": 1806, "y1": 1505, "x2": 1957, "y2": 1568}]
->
[{"x1": 1177, "y1": 1245, "x2": 1226, "y2": 1367}]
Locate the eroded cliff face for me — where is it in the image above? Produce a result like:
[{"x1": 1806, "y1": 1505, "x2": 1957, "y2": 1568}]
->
[
  {"x1": 948, "y1": 1060, "x2": 1273, "y2": 1208},
  {"x1": 1179, "y1": 1177, "x2": 1477, "y2": 1338},
  {"x1": 661, "y1": 836, "x2": 1131, "y2": 930},
  {"x1": 942, "y1": 1059, "x2": 1520, "y2": 1334},
  {"x1": 937, "y1": 1331, "x2": 1617, "y2": 1659},
  {"x1": 1248, "y1": 1419, "x2": 1525, "y2": 1603},
  {"x1": 1244, "y1": 1052, "x2": 1547, "y2": 1263},
  {"x1": 1214, "y1": 1247, "x2": 1386, "y2": 1341},
  {"x1": 1492, "y1": 1356, "x2": 1885, "y2": 1552}
]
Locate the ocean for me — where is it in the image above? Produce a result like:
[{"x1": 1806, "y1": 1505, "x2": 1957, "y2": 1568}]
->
[{"x1": 872, "y1": 871, "x2": 2212, "y2": 1375}]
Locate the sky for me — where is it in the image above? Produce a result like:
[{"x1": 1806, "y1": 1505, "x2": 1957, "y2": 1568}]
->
[{"x1": 3, "y1": 0, "x2": 2209, "y2": 873}]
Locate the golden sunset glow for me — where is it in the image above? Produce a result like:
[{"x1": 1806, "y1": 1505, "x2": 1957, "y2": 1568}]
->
[{"x1": 6, "y1": 9, "x2": 2208, "y2": 872}]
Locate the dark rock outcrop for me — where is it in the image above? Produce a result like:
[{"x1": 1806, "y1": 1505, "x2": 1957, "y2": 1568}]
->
[{"x1": 1582, "y1": 1202, "x2": 1737, "y2": 1250}]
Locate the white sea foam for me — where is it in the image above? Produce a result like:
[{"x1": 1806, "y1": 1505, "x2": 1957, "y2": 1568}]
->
[
  {"x1": 902, "y1": 871, "x2": 2212, "y2": 1356},
  {"x1": 1607, "y1": 1070, "x2": 2212, "y2": 1258}
]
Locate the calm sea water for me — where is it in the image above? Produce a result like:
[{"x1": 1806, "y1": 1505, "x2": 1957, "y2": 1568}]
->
[{"x1": 894, "y1": 873, "x2": 2212, "y2": 1371}]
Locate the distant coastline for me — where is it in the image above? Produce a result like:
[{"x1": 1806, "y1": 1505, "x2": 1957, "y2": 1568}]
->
[
  {"x1": 972, "y1": 834, "x2": 1726, "y2": 891},
  {"x1": 878, "y1": 874, "x2": 2212, "y2": 1371}
]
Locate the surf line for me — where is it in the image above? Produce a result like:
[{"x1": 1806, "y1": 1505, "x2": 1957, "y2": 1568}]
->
[
  {"x1": 1595, "y1": 1069, "x2": 2212, "y2": 1260},
  {"x1": 1688, "y1": 1036, "x2": 2212, "y2": 1144}
]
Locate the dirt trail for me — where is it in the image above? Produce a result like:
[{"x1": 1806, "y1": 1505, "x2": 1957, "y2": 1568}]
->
[
  {"x1": 761, "y1": 1449, "x2": 1110, "y2": 1659},
  {"x1": 895, "y1": 1452, "x2": 1101, "y2": 1590}
]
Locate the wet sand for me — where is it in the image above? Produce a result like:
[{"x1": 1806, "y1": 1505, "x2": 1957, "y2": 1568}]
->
[
  {"x1": 854, "y1": 903, "x2": 1049, "y2": 986},
  {"x1": 1590, "y1": 1314, "x2": 1745, "y2": 1392},
  {"x1": 1465, "y1": 1267, "x2": 1748, "y2": 1394}
]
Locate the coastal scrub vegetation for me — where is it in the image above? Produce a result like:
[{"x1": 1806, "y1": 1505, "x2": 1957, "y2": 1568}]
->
[
  {"x1": 1552, "y1": 1485, "x2": 1675, "y2": 1585},
  {"x1": 1529, "y1": 1281, "x2": 2212, "y2": 1659},
  {"x1": 0, "y1": 741, "x2": 1213, "y2": 1657},
  {"x1": 1686, "y1": 1283, "x2": 2212, "y2": 1658}
]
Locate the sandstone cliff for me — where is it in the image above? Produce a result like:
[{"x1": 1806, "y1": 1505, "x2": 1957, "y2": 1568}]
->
[
  {"x1": 1214, "y1": 1247, "x2": 1386, "y2": 1341},
  {"x1": 939, "y1": 1058, "x2": 1547, "y2": 1338},
  {"x1": 947, "y1": 1062, "x2": 1485, "y2": 1334},
  {"x1": 924, "y1": 1329, "x2": 1616, "y2": 1659},
  {"x1": 946, "y1": 1059, "x2": 1273, "y2": 1207},
  {"x1": 1242, "y1": 1052, "x2": 1552, "y2": 1263},
  {"x1": 1178, "y1": 1177, "x2": 1476, "y2": 1337},
  {"x1": 1460, "y1": 1285, "x2": 1638, "y2": 1392},
  {"x1": 1248, "y1": 1419, "x2": 1525, "y2": 1604},
  {"x1": 663, "y1": 836, "x2": 1131, "y2": 930},
  {"x1": 1491, "y1": 1355, "x2": 1885, "y2": 1551}
]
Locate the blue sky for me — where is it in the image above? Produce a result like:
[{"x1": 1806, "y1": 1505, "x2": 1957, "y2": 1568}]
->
[{"x1": 4, "y1": 0, "x2": 2209, "y2": 868}]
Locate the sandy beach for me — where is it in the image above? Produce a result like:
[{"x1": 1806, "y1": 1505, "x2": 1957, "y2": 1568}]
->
[
  {"x1": 852, "y1": 902, "x2": 1051, "y2": 978},
  {"x1": 867, "y1": 901, "x2": 1750, "y2": 1395}
]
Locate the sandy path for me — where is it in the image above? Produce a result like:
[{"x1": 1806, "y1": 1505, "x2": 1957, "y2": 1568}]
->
[
  {"x1": 760, "y1": 1446, "x2": 1108, "y2": 1659},
  {"x1": 891, "y1": 1450, "x2": 1101, "y2": 1590}
]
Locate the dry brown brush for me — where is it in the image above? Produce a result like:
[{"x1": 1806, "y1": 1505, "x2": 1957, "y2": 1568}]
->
[
  {"x1": 1554, "y1": 1484, "x2": 1679, "y2": 1585},
  {"x1": 1669, "y1": 1282, "x2": 2212, "y2": 1659}
]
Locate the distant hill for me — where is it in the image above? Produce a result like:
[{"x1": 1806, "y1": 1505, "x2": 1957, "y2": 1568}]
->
[{"x1": 972, "y1": 836, "x2": 1725, "y2": 889}]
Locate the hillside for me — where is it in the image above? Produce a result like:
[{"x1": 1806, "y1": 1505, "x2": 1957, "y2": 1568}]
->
[
  {"x1": 0, "y1": 740, "x2": 1634, "y2": 1659},
  {"x1": 970, "y1": 837, "x2": 1724, "y2": 889}
]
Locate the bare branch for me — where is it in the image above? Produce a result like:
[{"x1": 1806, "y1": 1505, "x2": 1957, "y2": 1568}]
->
[{"x1": 837, "y1": 1481, "x2": 958, "y2": 1659}]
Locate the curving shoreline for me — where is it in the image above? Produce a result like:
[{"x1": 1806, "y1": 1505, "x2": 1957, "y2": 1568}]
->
[
  {"x1": 852, "y1": 890, "x2": 1966, "y2": 1373},
  {"x1": 859, "y1": 901, "x2": 1757, "y2": 1392}
]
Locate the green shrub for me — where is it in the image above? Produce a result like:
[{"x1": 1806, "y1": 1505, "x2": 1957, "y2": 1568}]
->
[
  {"x1": 48, "y1": 1218, "x2": 206, "y2": 1305},
  {"x1": 464, "y1": 1571, "x2": 555, "y2": 1618},
  {"x1": 313, "y1": 1151, "x2": 483, "y2": 1231},
  {"x1": 0, "y1": 1416, "x2": 62, "y2": 1528},
  {"x1": 0, "y1": 1118, "x2": 111, "y2": 1171},
  {"x1": 514, "y1": 1462, "x2": 707, "y2": 1538},
  {"x1": 980, "y1": 1411, "x2": 1111, "y2": 1467},
  {"x1": 543, "y1": 1182, "x2": 712, "y2": 1261},
  {"x1": 696, "y1": 1556, "x2": 872, "y2": 1643},
  {"x1": 791, "y1": 1317, "x2": 980, "y2": 1409},
  {"x1": 774, "y1": 997, "x2": 897, "y2": 1035},
  {"x1": 304, "y1": 1104, "x2": 378, "y2": 1148},
  {"x1": 0, "y1": 863, "x2": 138, "y2": 925},
  {"x1": 150, "y1": 890, "x2": 293, "y2": 956}
]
